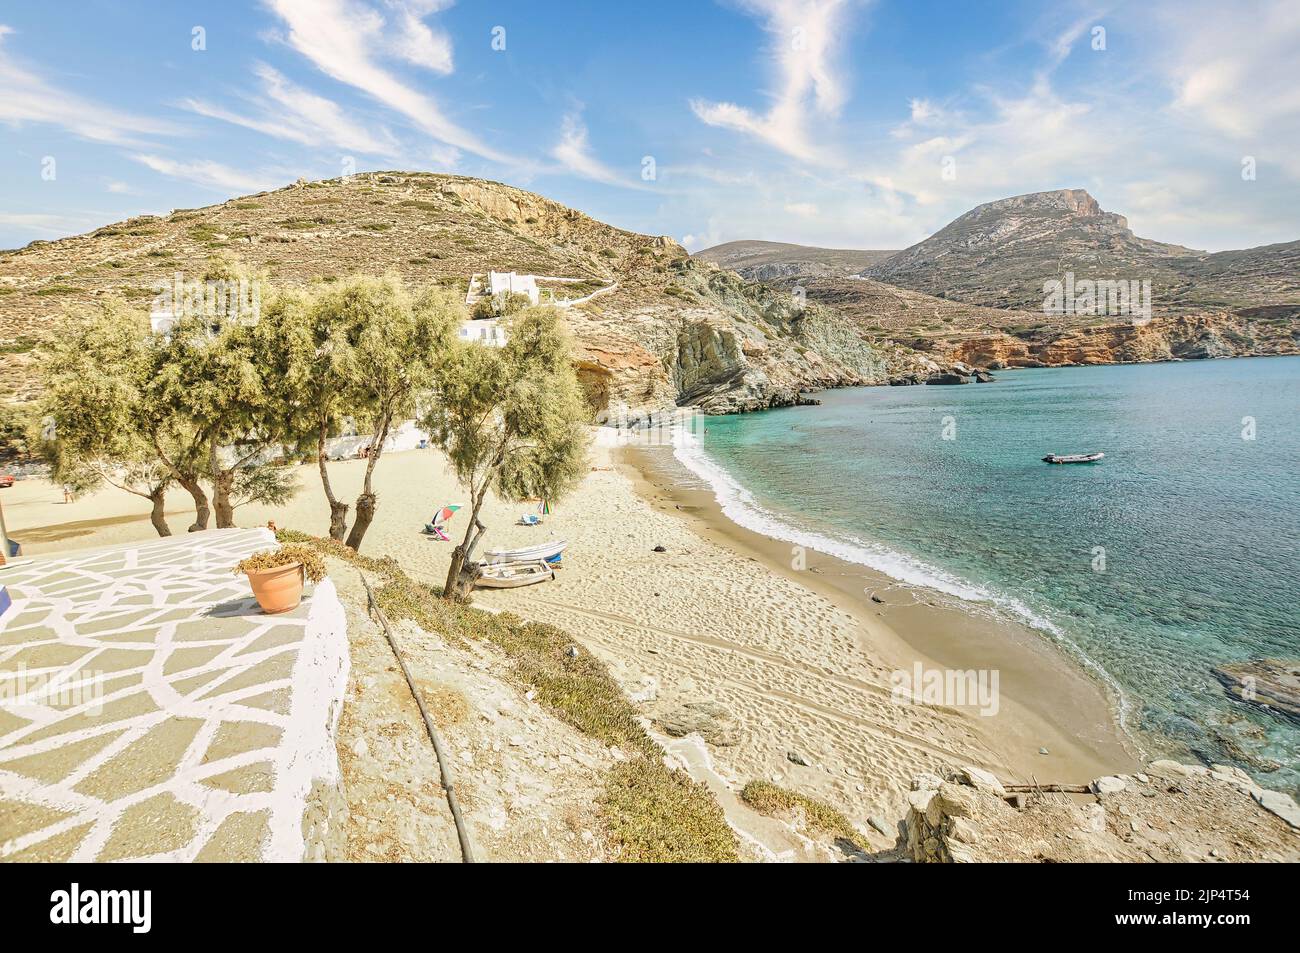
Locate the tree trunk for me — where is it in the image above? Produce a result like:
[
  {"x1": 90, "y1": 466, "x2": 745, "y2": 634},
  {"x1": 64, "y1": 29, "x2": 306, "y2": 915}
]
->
[
  {"x1": 317, "y1": 419, "x2": 348, "y2": 541},
  {"x1": 344, "y1": 413, "x2": 391, "y2": 552},
  {"x1": 212, "y1": 478, "x2": 236, "y2": 528},
  {"x1": 150, "y1": 433, "x2": 207, "y2": 531},
  {"x1": 344, "y1": 492, "x2": 375, "y2": 551},
  {"x1": 329, "y1": 501, "x2": 349, "y2": 541},
  {"x1": 444, "y1": 495, "x2": 487, "y2": 600},
  {"x1": 177, "y1": 473, "x2": 210, "y2": 532},
  {"x1": 148, "y1": 487, "x2": 172, "y2": 537},
  {"x1": 209, "y1": 438, "x2": 239, "y2": 529}
]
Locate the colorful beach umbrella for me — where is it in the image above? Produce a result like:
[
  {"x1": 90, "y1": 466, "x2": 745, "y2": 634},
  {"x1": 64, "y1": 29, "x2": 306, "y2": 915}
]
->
[
  {"x1": 433, "y1": 504, "x2": 461, "y2": 524},
  {"x1": 539, "y1": 499, "x2": 552, "y2": 515}
]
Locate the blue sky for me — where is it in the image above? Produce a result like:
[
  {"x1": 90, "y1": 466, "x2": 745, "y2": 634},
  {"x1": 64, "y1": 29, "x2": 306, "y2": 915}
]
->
[{"x1": 2, "y1": 0, "x2": 1298, "y2": 253}]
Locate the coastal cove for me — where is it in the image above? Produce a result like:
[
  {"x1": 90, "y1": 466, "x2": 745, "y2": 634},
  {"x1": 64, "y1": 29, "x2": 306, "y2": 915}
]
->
[
  {"x1": 623, "y1": 444, "x2": 1139, "y2": 787},
  {"x1": 658, "y1": 356, "x2": 1300, "y2": 792}
]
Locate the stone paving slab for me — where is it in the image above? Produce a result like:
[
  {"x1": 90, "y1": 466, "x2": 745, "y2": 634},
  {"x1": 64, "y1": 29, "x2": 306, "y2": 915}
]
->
[{"x1": 0, "y1": 528, "x2": 348, "y2": 862}]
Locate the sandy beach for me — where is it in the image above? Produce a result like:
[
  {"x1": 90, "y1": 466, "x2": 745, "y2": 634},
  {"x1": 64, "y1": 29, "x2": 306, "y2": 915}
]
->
[{"x1": 1, "y1": 432, "x2": 1138, "y2": 822}]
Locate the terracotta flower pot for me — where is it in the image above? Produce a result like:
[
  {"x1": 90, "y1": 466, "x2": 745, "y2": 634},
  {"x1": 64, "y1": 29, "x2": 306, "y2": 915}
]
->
[{"x1": 244, "y1": 562, "x2": 305, "y2": 614}]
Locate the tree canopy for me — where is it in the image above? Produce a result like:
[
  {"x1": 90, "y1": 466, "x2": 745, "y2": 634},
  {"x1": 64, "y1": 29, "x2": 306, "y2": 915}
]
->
[
  {"x1": 258, "y1": 273, "x2": 460, "y2": 549},
  {"x1": 422, "y1": 306, "x2": 589, "y2": 598}
]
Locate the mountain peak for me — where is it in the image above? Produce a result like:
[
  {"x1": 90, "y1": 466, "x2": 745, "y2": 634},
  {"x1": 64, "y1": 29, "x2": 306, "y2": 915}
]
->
[
  {"x1": 861, "y1": 188, "x2": 1210, "y2": 310},
  {"x1": 964, "y1": 188, "x2": 1104, "y2": 220}
]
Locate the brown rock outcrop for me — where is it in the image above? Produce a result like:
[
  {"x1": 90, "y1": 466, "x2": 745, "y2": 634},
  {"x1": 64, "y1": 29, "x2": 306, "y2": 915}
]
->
[{"x1": 902, "y1": 762, "x2": 1299, "y2": 863}]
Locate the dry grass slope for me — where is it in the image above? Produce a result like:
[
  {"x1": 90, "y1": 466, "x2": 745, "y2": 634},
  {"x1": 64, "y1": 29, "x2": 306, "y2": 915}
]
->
[{"x1": 278, "y1": 529, "x2": 738, "y2": 862}]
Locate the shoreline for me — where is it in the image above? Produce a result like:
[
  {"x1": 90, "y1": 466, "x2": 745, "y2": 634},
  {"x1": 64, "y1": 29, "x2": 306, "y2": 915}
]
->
[
  {"x1": 620, "y1": 437, "x2": 1141, "y2": 787},
  {"x1": 3, "y1": 430, "x2": 1141, "y2": 822}
]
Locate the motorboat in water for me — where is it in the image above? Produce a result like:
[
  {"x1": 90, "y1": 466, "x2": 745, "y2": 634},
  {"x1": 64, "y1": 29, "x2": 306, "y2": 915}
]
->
[{"x1": 1042, "y1": 452, "x2": 1105, "y2": 464}]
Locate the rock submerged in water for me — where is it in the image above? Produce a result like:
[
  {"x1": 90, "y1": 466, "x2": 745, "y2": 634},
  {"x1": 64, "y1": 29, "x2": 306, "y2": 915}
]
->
[{"x1": 1212, "y1": 658, "x2": 1300, "y2": 723}]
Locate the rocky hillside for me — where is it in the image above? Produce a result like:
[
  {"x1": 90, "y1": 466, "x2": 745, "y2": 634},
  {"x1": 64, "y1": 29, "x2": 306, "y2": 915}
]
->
[
  {"x1": 693, "y1": 240, "x2": 897, "y2": 281},
  {"x1": 861, "y1": 188, "x2": 1300, "y2": 317},
  {"x1": 0, "y1": 172, "x2": 892, "y2": 415}
]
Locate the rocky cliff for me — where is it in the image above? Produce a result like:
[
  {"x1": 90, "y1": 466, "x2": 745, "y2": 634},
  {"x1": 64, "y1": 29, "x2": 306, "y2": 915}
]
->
[
  {"x1": 902, "y1": 762, "x2": 1299, "y2": 863},
  {"x1": 939, "y1": 309, "x2": 1300, "y2": 368}
]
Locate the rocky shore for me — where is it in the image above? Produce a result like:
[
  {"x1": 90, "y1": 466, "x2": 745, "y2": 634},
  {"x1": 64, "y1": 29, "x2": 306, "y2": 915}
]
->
[{"x1": 902, "y1": 761, "x2": 1299, "y2": 862}]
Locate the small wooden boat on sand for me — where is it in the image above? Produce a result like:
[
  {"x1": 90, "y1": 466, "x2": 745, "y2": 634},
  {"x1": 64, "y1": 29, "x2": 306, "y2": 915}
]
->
[
  {"x1": 485, "y1": 539, "x2": 567, "y2": 564},
  {"x1": 474, "y1": 560, "x2": 554, "y2": 589},
  {"x1": 1042, "y1": 452, "x2": 1105, "y2": 464}
]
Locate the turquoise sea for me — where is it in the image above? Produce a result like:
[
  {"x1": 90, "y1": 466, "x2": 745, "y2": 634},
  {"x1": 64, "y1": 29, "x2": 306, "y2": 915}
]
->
[{"x1": 678, "y1": 356, "x2": 1300, "y2": 788}]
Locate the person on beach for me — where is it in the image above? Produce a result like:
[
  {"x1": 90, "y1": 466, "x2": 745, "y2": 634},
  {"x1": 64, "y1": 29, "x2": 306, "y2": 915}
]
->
[{"x1": 62, "y1": 484, "x2": 73, "y2": 504}]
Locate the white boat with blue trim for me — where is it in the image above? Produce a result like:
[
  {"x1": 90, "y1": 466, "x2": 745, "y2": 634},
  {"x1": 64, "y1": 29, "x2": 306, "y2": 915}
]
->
[{"x1": 484, "y1": 539, "x2": 567, "y2": 564}]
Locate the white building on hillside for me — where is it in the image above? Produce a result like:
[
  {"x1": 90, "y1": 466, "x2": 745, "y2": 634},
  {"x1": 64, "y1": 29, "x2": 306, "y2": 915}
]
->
[
  {"x1": 459, "y1": 317, "x2": 508, "y2": 347},
  {"x1": 486, "y1": 270, "x2": 540, "y2": 304}
]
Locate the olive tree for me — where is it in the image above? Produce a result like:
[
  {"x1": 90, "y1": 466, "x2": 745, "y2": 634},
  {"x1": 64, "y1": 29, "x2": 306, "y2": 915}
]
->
[
  {"x1": 37, "y1": 302, "x2": 203, "y2": 534},
  {"x1": 422, "y1": 306, "x2": 589, "y2": 600},
  {"x1": 260, "y1": 275, "x2": 459, "y2": 550},
  {"x1": 147, "y1": 257, "x2": 297, "y2": 528}
]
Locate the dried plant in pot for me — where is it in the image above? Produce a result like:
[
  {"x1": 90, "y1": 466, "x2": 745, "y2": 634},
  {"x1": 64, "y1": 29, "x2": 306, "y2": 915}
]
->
[{"x1": 234, "y1": 544, "x2": 327, "y2": 614}]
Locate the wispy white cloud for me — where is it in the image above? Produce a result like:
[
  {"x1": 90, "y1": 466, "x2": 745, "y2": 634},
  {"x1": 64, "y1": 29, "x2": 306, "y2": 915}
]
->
[
  {"x1": 690, "y1": 0, "x2": 862, "y2": 163},
  {"x1": 1163, "y1": 0, "x2": 1300, "y2": 146},
  {"x1": 549, "y1": 112, "x2": 644, "y2": 189},
  {"x1": 130, "y1": 154, "x2": 279, "y2": 195},
  {"x1": 0, "y1": 211, "x2": 103, "y2": 237},
  {"x1": 784, "y1": 201, "x2": 818, "y2": 216},
  {"x1": 263, "y1": 0, "x2": 508, "y2": 163},
  {"x1": 662, "y1": 163, "x2": 761, "y2": 187},
  {"x1": 385, "y1": 0, "x2": 455, "y2": 74},
  {"x1": 182, "y1": 63, "x2": 402, "y2": 158},
  {"x1": 0, "y1": 24, "x2": 176, "y2": 145}
]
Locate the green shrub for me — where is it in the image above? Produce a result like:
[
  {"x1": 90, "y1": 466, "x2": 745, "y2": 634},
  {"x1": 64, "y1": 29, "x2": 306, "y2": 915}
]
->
[{"x1": 740, "y1": 780, "x2": 870, "y2": 851}]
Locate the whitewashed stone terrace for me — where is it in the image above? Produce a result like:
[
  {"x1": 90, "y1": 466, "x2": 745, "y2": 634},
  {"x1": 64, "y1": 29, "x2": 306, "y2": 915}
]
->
[{"x1": 0, "y1": 528, "x2": 348, "y2": 862}]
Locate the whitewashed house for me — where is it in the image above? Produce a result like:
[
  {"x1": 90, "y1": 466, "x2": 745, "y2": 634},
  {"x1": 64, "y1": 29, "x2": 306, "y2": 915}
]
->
[
  {"x1": 459, "y1": 317, "x2": 508, "y2": 347},
  {"x1": 486, "y1": 270, "x2": 540, "y2": 305}
]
